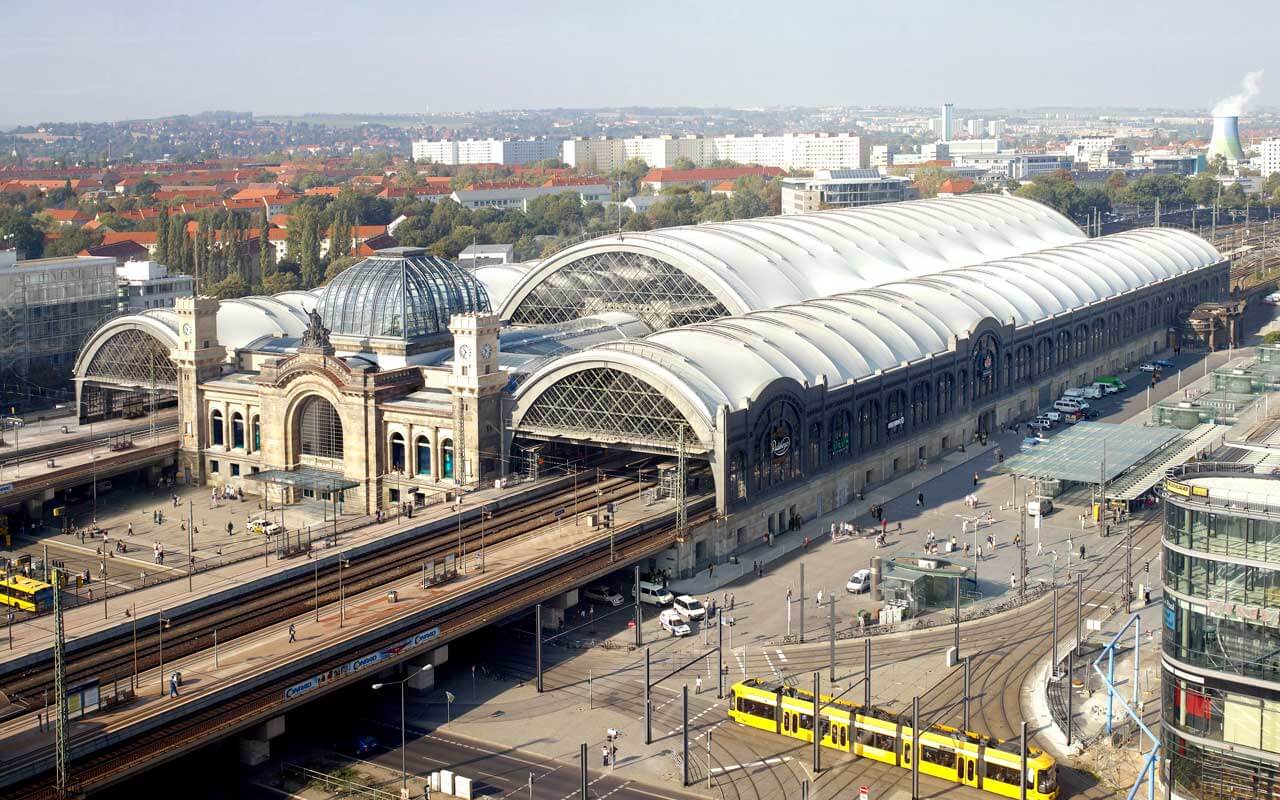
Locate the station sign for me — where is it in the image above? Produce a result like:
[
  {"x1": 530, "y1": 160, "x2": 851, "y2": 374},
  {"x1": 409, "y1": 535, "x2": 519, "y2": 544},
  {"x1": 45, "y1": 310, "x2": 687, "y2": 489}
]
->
[{"x1": 283, "y1": 626, "x2": 441, "y2": 700}]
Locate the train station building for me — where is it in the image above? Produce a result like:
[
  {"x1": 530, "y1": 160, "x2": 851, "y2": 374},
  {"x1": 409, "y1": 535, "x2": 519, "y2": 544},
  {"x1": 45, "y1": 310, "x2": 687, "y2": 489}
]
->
[{"x1": 72, "y1": 195, "x2": 1228, "y2": 575}]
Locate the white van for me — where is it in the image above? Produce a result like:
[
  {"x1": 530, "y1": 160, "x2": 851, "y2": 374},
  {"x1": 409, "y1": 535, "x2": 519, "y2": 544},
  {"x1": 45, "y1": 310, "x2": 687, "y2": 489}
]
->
[
  {"x1": 672, "y1": 595, "x2": 706, "y2": 620},
  {"x1": 633, "y1": 580, "x2": 674, "y2": 606},
  {"x1": 1092, "y1": 382, "x2": 1119, "y2": 396},
  {"x1": 660, "y1": 608, "x2": 692, "y2": 636},
  {"x1": 1067, "y1": 385, "x2": 1103, "y2": 400},
  {"x1": 1053, "y1": 398, "x2": 1087, "y2": 413}
]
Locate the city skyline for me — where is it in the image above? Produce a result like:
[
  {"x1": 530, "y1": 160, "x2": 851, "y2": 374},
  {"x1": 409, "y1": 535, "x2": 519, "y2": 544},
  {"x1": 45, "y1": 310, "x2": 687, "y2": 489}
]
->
[{"x1": 2, "y1": 0, "x2": 1277, "y2": 128}]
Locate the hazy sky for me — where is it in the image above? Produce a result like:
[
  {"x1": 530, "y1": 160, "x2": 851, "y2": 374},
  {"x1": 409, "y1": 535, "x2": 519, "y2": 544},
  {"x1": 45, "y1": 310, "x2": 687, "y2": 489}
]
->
[{"x1": 2, "y1": 0, "x2": 1277, "y2": 127}]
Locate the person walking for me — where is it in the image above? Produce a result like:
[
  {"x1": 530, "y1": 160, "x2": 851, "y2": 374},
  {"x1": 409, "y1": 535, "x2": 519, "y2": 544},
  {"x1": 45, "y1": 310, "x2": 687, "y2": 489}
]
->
[
  {"x1": 696, "y1": 675, "x2": 703, "y2": 694},
  {"x1": 973, "y1": 472, "x2": 979, "y2": 487},
  {"x1": 1010, "y1": 572, "x2": 1017, "y2": 588},
  {"x1": 127, "y1": 522, "x2": 133, "y2": 537},
  {"x1": 288, "y1": 624, "x2": 297, "y2": 643},
  {"x1": 169, "y1": 673, "x2": 180, "y2": 698},
  {"x1": 916, "y1": 492, "x2": 924, "y2": 507},
  {"x1": 227, "y1": 521, "x2": 234, "y2": 537},
  {"x1": 1079, "y1": 544, "x2": 1086, "y2": 561},
  {"x1": 816, "y1": 589, "x2": 823, "y2": 607}
]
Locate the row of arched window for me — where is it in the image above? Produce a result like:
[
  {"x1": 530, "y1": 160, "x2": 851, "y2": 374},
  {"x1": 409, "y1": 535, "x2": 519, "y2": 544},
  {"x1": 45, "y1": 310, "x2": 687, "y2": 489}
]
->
[
  {"x1": 389, "y1": 431, "x2": 455, "y2": 480},
  {"x1": 210, "y1": 409, "x2": 261, "y2": 452}
]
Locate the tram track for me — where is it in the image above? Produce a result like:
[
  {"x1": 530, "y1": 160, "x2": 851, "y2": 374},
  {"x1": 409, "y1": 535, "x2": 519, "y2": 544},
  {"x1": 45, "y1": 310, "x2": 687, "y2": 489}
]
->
[{"x1": 0, "y1": 470, "x2": 665, "y2": 706}]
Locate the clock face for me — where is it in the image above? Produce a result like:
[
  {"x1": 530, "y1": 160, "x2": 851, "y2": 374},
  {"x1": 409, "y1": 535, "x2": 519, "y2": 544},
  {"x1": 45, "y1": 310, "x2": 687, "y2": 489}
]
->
[
  {"x1": 458, "y1": 344, "x2": 472, "y2": 360},
  {"x1": 480, "y1": 343, "x2": 493, "y2": 359},
  {"x1": 182, "y1": 323, "x2": 192, "y2": 335}
]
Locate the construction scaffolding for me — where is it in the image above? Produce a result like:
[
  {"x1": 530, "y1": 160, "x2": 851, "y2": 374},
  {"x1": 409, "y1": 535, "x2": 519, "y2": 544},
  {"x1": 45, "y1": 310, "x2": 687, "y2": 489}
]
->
[{"x1": 0, "y1": 255, "x2": 117, "y2": 409}]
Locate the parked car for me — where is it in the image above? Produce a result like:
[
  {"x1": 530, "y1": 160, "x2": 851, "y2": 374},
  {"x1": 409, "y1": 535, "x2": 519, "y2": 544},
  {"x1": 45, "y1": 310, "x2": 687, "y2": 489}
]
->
[
  {"x1": 353, "y1": 735, "x2": 379, "y2": 756},
  {"x1": 1082, "y1": 408, "x2": 1101, "y2": 420},
  {"x1": 672, "y1": 594, "x2": 706, "y2": 621},
  {"x1": 248, "y1": 518, "x2": 282, "y2": 536},
  {"x1": 660, "y1": 609, "x2": 692, "y2": 636},
  {"x1": 583, "y1": 584, "x2": 624, "y2": 606},
  {"x1": 1063, "y1": 411, "x2": 1083, "y2": 424},
  {"x1": 1139, "y1": 363, "x2": 1156, "y2": 372},
  {"x1": 1153, "y1": 359, "x2": 1176, "y2": 369},
  {"x1": 846, "y1": 568, "x2": 872, "y2": 594},
  {"x1": 1040, "y1": 410, "x2": 1063, "y2": 423},
  {"x1": 1028, "y1": 419, "x2": 1053, "y2": 431}
]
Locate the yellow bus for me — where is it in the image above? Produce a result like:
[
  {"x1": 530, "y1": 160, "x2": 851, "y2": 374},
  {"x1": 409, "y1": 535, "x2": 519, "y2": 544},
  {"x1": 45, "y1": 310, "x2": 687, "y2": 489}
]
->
[
  {"x1": 728, "y1": 678, "x2": 1058, "y2": 800},
  {"x1": 0, "y1": 575, "x2": 55, "y2": 614}
]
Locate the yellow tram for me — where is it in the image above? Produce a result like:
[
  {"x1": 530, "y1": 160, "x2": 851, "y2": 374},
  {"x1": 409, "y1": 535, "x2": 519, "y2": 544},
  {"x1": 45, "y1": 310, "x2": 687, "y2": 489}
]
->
[
  {"x1": 728, "y1": 679, "x2": 1058, "y2": 800},
  {"x1": 0, "y1": 575, "x2": 55, "y2": 614}
]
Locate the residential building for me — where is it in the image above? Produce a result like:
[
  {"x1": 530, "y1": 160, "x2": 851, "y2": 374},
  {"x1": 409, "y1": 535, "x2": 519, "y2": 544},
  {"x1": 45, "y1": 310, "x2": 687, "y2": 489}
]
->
[
  {"x1": 623, "y1": 195, "x2": 664, "y2": 214},
  {"x1": 449, "y1": 182, "x2": 611, "y2": 211},
  {"x1": 458, "y1": 244, "x2": 515, "y2": 268},
  {"x1": 780, "y1": 169, "x2": 914, "y2": 214},
  {"x1": 951, "y1": 152, "x2": 1073, "y2": 180},
  {"x1": 116, "y1": 260, "x2": 194, "y2": 311},
  {"x1": 563, "y1": 133, "x2": 867, "y2": 172},
  {"x1": 944, "y1": 139, "x2": 1000, "y2": 156},
  {"x1": 966, "y1": 119, "x2": 987, "y2": 138},
  {"x1": 1162, "y1": 465, "x2": 1280, "y2": 800},
  {"x1": 0, "y1": 250, "x2": 118, "y2": 401},
  {"x1": 1067, "y1": 136, "x2": 1131, "y2": 169},
  {"x1": 987, "y1": 120, "x2": 1007, "y2": 137},
  {"x1": 871, "y1": 144, "x2": 899, "y2": 167},
  {"x1": 942, "y1": 103, "x2": 955, "y2": 139},
  {"x1": 640, "y1": 166, "x2": 784, "y2": 193},
  {"x1": 411, "y1": 137, "x2": 561, "y2": 166},
  {"x1": 1262, "y1": 138, "x2": 1280, "y2": 179}
]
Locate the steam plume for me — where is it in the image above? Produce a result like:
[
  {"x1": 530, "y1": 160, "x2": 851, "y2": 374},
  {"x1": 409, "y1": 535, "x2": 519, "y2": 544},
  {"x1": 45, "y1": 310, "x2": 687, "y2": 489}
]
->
[{"x1": 1213, "y1": 70, "x2": 1264, "y2": 117}]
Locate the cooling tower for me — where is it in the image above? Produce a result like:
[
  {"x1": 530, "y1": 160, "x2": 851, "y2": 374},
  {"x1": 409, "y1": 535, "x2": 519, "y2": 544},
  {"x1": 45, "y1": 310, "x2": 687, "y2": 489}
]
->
[{"x1": 1208, "y1": 115, "x2": 1246, "y2": 161}]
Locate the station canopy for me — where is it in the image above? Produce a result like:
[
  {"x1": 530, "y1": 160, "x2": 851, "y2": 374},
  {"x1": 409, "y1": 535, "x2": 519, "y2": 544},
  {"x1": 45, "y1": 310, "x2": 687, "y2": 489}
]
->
[
  {"x1": 244, "y1": 465, "x2": 359, "y2": 492},
  {"x1": 999, "y1": 422, "x2": 1182, "y2": 485}
]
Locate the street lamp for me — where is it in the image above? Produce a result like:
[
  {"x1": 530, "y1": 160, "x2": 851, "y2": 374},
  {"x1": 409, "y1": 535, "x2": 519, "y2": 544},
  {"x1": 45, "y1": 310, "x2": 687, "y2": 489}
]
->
[
  {"x1": 373, "y1": 664, "x2": 433, "y2": 795},
  {"x1": 338, "y1": 557, "x2": 351, "y2": 627}
]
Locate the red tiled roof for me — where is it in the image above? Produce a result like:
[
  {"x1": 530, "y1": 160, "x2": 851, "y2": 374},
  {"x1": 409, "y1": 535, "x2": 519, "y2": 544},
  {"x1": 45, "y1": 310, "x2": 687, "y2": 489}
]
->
[
  {"x1": 42, "y1": 208, "x2": 90, "y2": 222},
  {"x1": 303, "y1": 186, "x2": 342, "y2": 197},
  {"x1": 542, "y1": 177, "x2": 610, "y2": 187},
  {"x1": 711, "y1": 181, "x2": 736, "y2": 192},
  {"x1": 938, "y1": 178, "x2": 975, "y2": 194},
  {"x1": 81, "y1": 241, "x2": 149, "y2": 260},
  {"x1": 102, "y1": 231, "x2": 158, "y2": 246}
]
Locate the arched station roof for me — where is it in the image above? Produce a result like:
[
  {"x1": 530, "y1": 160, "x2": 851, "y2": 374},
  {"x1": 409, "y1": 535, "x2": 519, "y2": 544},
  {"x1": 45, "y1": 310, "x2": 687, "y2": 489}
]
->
[
  {"x1": 500, "y1": 194, "x2": 1087, "y2": 327},
  {"x1": 512, "y1": 228, "x2": 1222, "y2": 451},
  {"x1": 75, "y1": 291, "x2": 324, "y2": 388}
]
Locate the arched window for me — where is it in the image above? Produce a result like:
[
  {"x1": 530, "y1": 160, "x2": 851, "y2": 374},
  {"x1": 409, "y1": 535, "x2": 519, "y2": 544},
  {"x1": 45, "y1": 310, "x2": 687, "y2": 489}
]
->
[
  {"x1": 1037, "y1": 338, "x2": 1053, "y2": 374},
  {"x1": 1075, "y1": 325, "x2": 1089, "y2": 359},
  {"x1": 1109, "y1": 313, "x2": 1121, "y2": 347},
  {"x1": 1015, "y1": 345, "x2": 1032, "y2": 381},
  {"x1": 390, "y1": 432, "x2": 406, "y2": 472},
  {"x1": 298, "y1": 396, "x2": 344, "y2": 460},
  {"x1": 1092, "y1": 320, "x2": 1105, "y2": 352},
  {"x1": 441, "y1": 438, "x2": 455, "y2": 479},
  {"x1": 210, "y1": 409, "x2": 224, "y2": 446},
  {"x1": 911, "y1": 382, "x2": 931, "y2": 427},
  {"x1": 958, "y1": 369, "x2": 969, "y2": 406},
  {"x1": 937, "y1": 374, "x2": 955, "y2": 417},
  {"x1": 859, "y1": 400, "x2": 880, "y2": 450},
  {"x1": 231, "y1": 412, "x2": 245, "y2": 449},
  {"x1": 1056, "y1": 330, "x2": 1071, "y2": 366},
  {"x1": 251, "y1": 416, "x2": 261, "y2": 452},
  {"x1": 416, "y1": 436, "x2": 431, "y2": 476},
  {"x1": 972, "y1": 334, "x2": 999, "y2": 400},
  {"x1": 729, "y1": 451, "x2": 746, "y2": 501},
  {"x1": 886, "y1": 390, "x2": 906, "y2": 439},
  {"x1": 1123, "y1": 307, "x2": 1135, "y2": 339},
  {"x1": 808, "y1": 422, "x2": 821, "y2": 472},
  {"x1": 829, "y1": 411, "x2": 850, "y2": 457}
]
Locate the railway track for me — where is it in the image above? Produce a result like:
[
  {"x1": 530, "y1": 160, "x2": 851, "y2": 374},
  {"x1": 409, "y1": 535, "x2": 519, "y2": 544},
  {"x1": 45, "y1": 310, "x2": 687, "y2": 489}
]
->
[
  {"x1": 8, "y1": 503, "x2": 715, "y2": 799},
  {"x1": 0, "y1": 419, "x2": 178, "y2": 470},
  {"x1": 0, "y1": 471, "x2": 666, "y2": 706}
]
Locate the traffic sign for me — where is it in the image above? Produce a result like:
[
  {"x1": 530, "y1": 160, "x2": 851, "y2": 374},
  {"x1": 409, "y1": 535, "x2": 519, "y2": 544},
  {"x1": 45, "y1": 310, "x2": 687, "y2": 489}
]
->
[
  {"x1": 554, "y1": 507, "x2": 565, "y2": 518},
  {"x1": 859, "y1": 787, "x2": 869, "y2": 800},
  {"x1": 0, "y1": 483, "x2": 11, "y2": 495}
]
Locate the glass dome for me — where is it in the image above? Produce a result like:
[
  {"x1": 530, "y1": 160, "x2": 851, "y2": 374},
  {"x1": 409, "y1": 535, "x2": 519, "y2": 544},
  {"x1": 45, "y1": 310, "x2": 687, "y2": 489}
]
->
[{"x1": 316, "y1": 248, "x2": 490, "y2": 341}]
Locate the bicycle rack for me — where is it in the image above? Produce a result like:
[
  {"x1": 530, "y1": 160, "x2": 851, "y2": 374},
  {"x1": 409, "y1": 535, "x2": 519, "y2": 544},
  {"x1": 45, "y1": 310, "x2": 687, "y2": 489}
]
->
[{"x1": 1090, "y1": 612, "x2": 1160, "y2": 800}]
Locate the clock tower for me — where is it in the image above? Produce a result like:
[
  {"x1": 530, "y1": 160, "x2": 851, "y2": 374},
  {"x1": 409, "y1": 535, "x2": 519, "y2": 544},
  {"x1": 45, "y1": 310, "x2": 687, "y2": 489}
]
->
[
  {"x1": 173, "y1": 295, "x2": 226, "y2": 485},
  {"x1": 447, "y1": 312, "x2": 504, "y2": 485}
]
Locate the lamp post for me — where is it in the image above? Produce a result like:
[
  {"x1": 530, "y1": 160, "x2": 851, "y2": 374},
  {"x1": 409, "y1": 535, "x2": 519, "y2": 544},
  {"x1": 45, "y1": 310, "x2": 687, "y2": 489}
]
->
[
  {"x1": 338, "y1": 557, "x2": 350, "y2": 627},
  {"x1": 373, "y1": 664, "x2": 432, "y2": 796},
  {"x1": 480, "y1": 509, "x2": 492, "y2": 573}
]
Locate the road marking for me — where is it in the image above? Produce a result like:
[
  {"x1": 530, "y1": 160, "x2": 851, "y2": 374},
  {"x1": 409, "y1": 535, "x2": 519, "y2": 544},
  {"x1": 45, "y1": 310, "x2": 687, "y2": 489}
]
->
[
  {"x1": 709, "y1": 756, "x2": 791, "y2": 775},
  {"x1": 735, "y1": 652, "x2": 746, "y2": 675},
  {"x1": 763, "y1": 649, "x2": 779, "y2": 679},
  {"x1": 775, "y1": 649, "x2": 788, "y2": 663}
]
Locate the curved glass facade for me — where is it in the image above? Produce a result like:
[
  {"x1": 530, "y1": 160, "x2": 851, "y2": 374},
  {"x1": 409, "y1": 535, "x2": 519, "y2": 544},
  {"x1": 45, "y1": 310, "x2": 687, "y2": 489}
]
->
[
  {"x1": 1162, "y1": 471, "x2": 1280, "y2": 799},
  {"x1": 317, "y1": 253, "x2": 490, "y2": 341}
]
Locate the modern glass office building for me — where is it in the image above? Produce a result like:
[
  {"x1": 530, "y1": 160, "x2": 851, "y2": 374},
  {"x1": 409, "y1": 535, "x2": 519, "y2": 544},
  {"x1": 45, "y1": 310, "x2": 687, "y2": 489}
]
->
[{"x1": 1163, "y1": 464, "x2": 1280, "y2": 799}]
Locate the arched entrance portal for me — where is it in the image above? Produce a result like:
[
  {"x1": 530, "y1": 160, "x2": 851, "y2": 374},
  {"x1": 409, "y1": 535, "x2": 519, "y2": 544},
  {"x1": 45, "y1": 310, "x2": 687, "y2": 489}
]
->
[{"x1": 298, "y1": 395, "x2": 344, "y2": 462}]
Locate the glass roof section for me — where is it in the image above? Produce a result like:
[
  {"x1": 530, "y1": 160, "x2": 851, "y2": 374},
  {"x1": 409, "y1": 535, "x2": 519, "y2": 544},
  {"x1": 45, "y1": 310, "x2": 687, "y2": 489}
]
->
[
  {"x1": 317, "y1": 248, "x2": 490, "y2": 341},
  {"x1": 998, "y1": 422, "x2": 1182, "y2": 484}
]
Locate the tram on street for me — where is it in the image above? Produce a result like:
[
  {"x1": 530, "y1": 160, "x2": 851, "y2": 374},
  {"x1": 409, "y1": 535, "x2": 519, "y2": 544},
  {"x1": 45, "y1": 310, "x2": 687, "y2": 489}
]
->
[{"x1": 728, "y1": 678, "x2": 1058, "y2": 799}]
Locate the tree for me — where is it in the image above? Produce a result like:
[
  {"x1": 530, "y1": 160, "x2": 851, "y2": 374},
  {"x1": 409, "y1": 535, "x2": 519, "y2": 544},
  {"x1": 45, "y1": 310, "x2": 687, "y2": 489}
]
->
[
  {"x1": 0, "y1": 212, "x2": 44, "y2": 258},
  {"x1": 258, "y1": 210, "x2": 274, "y2": 282},
  {"x1": 1104, "y1": 171, "x2": 1129, "y2": 200},
  {"x1": 262, "y1": 270, "x2": 300, "y2": 294},
  {"x1": 209, "y1": 273, "x2": 250, "y2": 299},
  {"x1": 671, "y1": 157, "x2": 697, "y2": 171},
  {"x1": 156, "y1": 207, "x2": 171, "y2": 266},
  {"x1": 1265, "y1": 331, "x2": 1280, "y2": 345},
  {"x1": 1186, "y1": 173, "x2": 1220, "y2": 207},
  {"x1": 132, "y1": 178, "x2": 159, "y2": 198},
  {"x1": 1121, "y1": 174, "x2": 1188, "y2": 208},
  {"x1": 912, "y1": 166, "x2": 948, "y2": 199},
  {"x1": 330, "y1": 210, "x2": 353, "y2": 259},
  {"x1": 299, "y1": 210, "x2": 322, "y2": 288},
  {"x1": 44, "y1": 228, "x2": 100, "y2": 257}
]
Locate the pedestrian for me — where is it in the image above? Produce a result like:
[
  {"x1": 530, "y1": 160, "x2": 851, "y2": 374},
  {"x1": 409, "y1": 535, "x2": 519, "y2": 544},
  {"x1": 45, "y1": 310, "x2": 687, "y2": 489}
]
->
[
  {"x1": 973, "y1": 472, "x2": 979, "y2": 487},
  {"x1": 288, "y1": 624, "x2": 297, "y2": 643},
  {"x1": 881, "y1": 518, "x2": 887, "y2": 534},
  {"x1": 916, "y1": 492, "x2": 924, "y2": 507},
  {"x1": 1079, "y1": 544, "x2": 1086, "y2": 561},
  {"x1": 1010, "y1": 572, "x2": 1017, "y2": 589},
  {"x1": 696, "y1": 675, "x2": 703, "y2": 694},
  {"x1": 816, "y1": 589, "x2": 823, "y2": 607},
  {"x1": 227, "y1": 521, "x2": 234, "y2": 536},
  {"x1": 786, "y1": 587, "x2": 792, "y2": 602},
  {"x1": 963, "y1": 541, "x2": 970, "y2": 556},
  {"x1": 1013, "y1": 533, "x2": 1021, "y2": 548},
  {"x1": 977, "y1": 544, "x2": 983, "y2": 561},
  {"x1": 169, "y1": 674, "x2": 179, "y2": 698},
  {"x1": 1036, "y1": 540, "x2": 1043, "y2": 557},
  {"x1": 729, "y1": 592, "x2": 735, "y2": 610},
  {"x1": 602, "y1": 745, "x2": 609, "y2": 766},
  {"x1": 127, "y1": 522, "x2": 133, "y2": 537}
]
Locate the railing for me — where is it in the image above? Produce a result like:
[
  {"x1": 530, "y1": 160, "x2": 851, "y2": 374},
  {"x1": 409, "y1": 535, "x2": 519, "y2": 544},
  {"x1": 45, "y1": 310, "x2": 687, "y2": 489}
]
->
[{"x1": 281, "y1": 762, "x2": 403, "y2": 800}]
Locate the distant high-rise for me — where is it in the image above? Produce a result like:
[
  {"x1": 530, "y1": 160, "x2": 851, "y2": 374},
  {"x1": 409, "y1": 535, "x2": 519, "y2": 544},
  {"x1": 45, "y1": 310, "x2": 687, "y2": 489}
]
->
[
  {"x1": 1207, "y1": 116, "x2": 1246, "y2": 162},
  {"x1": 942, "y1": 103, "x2": 955, "y2": 140}
]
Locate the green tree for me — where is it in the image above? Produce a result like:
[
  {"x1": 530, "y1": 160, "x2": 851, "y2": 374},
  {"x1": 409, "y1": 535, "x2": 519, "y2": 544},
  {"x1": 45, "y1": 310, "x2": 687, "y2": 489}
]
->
[
  {"x1": 330, "y1": 210, "x2": 353, "y2": 259},
  {"x1": 0, "y1": 212, "x2": 44, "y2": 258},
  {"x1": 262, "y1": 270, "x2": 300, "y2": 294},
  {"x1": 258, "y1": 210, "x2": 274, "y2": 283},
  {"x1": 1186, "y1": 173, "x2": 1220, "y2": 207},
  {"x1": 671, "y1": 157, "x2": 697, "y2": 171},
  {"x1": 210, "y1": 273, "x2": 250, "y2": 299},
  {"x1": 299, "y1": 210, "x2": 322, "y2": 288},
  {"x1": 44, "y1": 228, "x2": 100, "y2": 257},
  {"x1": 912, "y1": 166, "x2": 948, "y2": 199},
  {"x1": 156, "y1": 207, "x2": 171, "y2": 266}
]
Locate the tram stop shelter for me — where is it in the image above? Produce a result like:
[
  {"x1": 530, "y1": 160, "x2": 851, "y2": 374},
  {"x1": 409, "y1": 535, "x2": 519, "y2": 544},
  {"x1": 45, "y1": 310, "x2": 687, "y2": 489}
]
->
[
  {"x1": 997, "y1": 421, "x2": 1182, "y2": 505},
  {"x1": 881, "y1": 554, "x2": 974, "y2": 615}
]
